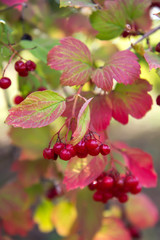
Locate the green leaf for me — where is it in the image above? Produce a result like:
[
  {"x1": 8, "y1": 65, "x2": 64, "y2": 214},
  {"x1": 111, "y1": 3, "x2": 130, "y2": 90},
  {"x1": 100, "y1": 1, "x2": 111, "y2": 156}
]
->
[
  {"x1": 70, "y1": 98, "x2": 92, "y2": 145},
  {"x1": 76, "y1": 188, "x2": 104, "y2": 240},
  {"x1": 90, "y1": 8, "x2": 125, "y2": 40},
  {"x1": 60, "y1": 0, "x2": 97, "y2": 8},
  {"x1": 20, "y1": 38, "x2": 59, "y2": 63},
  {"x1": 34, "y1": 199, "x2": 55, "y2": 232},
  {"x1": 6, "y1": 90, "x2": 66, "y2": 128}
]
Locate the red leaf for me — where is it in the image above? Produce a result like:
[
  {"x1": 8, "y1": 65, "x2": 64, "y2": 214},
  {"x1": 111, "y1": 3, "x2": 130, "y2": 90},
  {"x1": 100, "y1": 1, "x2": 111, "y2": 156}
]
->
[
  {"x1": 113, "y1": 142, "x2": 157, "y2": 187},
  {"x1": 109, "y1": 79, "x2": 152, "y2": 124},
  {"x1": 126, "y1": 194, "x2": 159, "y2": 229},
  {"x1": 90, "y1": 95, "x2": 112, "y2": 131},
  {"x1": 93, "y1": 217, "x2": 131, "y2": 240},
  {"x1": 5, "y1": 90, "x2": 66, "y2": 128},
  {"x1": 47, "y1": 37, "x2": 93, "y2": 86},
  {"x1": 11, "y1": 160, "x2": 51, "y2": 187},
  {"x1": 92, "y1": 50, "x2": 141, "y2": 91},
  {"x1": 0, "y1": 182, "x2": 28, "y2": 218},
  {"x1": 2, "y1": 209, "x2": 34, "y2": 237},
  {"x1": 70, "y1": 98, "x2": 92, "y2": 145},
  {"x1": 144, "y1": 51, "x2": 160, "y2": 70},
  {"x1": 63, "y1": 155, "x2": 107, "y2": 190},
  {"x1": 0, "y1": 0, "x2": 27, "y2": 10}
]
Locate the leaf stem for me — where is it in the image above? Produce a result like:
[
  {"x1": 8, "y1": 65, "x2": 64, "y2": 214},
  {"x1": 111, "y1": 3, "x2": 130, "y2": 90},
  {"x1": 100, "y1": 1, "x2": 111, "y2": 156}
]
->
[
  {"x1": 72, "y1": 85, "x2": 83, "y2": 117},
  {"x1": 127, "y1": 25, "x2": 160, "y2": 50}
]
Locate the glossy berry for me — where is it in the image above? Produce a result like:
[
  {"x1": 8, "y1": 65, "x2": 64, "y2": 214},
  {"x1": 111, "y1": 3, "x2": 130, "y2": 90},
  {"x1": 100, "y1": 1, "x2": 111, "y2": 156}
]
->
[
  {"x1": 128, "y1": 226, "x2": 141, "y2": 238},
  {"x1": 88, "y1": 146, "x2": 100, "y2": 156},
  {"x1": 118, "y1": 194, "x2": 128, "y2": 203},
  {"x1": 130, "y1": 183, "x2": 142, "y2": 194},
  {"x1": 43, "y1": 148, "x2": 54, "y2": 159},
  {"x1": 100, "y1": 144, "x2": 110, "y2": 155},
  {"x1": 86, "y1": 139, "x2": 99, "y2": 150},
  {"x1": 156, "y1": 95, "x2": 160, "y2": 106},
  {"x1": 14, "y1": 95, "x2": 24, "y2": 104},
  {"x1": 155, "y1": 42, "x2": 160, "y2": 52},
  {"x1": 18, "y1": 70, "x2": 28, "y2": 77},
  {"x1": 59, "y1": 149, "x2": 72, "y2": 161},
  {"x1": 25, "y1": 60, "x2": 36, "y2": 71},
  {"x1": 88, "y1": 181, "x2": 98, "y2": 190},
  {"x1": 125, "y1": 175, "x2": 139, "y2": 188},
  {"x1": 46, "y1": 187, "x2": 59, "y2": 200},
  {"x1": 122, "y1": 30, "x2": 130, "y2": 38},
  {"x1": 53, "y1": 142, "x2": 65, "y2": 155},
  {"x1": 0, "y1": 77, "x2": 11, "y2": 89},
  {"x1": 65, "y1": 144, "x2": 76, "y2": 157},
  {"x1": 15, "y1": 60, "x2": 27, "y2": 73},
  {"x1": 38, "y1": 86, "x2": 47, "y2": 91},
  {"x1": 76, "y1": 151, "x2": 88, "y2": 158},
  {"x1": 115, "y1": 177, "x2": 125, "y2": 189},
  {"x1": 75, "y1": 140, "x2": 87, "y2": 153}
]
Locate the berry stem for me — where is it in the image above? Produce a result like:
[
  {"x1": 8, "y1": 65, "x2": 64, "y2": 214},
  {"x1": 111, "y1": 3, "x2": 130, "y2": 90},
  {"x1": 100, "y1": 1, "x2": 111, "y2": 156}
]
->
[
  {"x1": 2, "y1": 52, "x2": 16, "y2": 77},
  {"x1": 127, "y1": 25, "x2": 160, "y2": 50}
]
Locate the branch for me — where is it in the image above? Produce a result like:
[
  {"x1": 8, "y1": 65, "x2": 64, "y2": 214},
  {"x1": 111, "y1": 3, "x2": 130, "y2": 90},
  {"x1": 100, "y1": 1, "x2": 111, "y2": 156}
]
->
[{"x1": 127, "y1": 25, "x2": 160, "y2": 50}]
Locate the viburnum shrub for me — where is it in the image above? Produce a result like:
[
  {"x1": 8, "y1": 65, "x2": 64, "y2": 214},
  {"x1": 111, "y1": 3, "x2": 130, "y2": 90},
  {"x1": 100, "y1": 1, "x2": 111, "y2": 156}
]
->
[{"x1": 0, "y1": 0, "x2": 160, "y2": 239}]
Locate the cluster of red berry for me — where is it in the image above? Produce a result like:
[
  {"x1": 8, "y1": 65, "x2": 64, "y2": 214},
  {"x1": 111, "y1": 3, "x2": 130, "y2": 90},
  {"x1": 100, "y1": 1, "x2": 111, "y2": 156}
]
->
[
  {"x1": 15, "y1": 60, "x2": 36, "y2": 77},
  {"x1": 43, "y1": 138, "x2": 110, "y2": 161},
  {"x1": 88, "y1": 171, "x2": 142, "y2": 204}
]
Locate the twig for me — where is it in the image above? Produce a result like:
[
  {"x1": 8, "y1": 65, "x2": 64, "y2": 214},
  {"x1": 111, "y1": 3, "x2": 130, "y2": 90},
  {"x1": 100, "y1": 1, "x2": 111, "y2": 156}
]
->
[
  {"x1": 127, "y1": 25, "x2": 160, "y2": 50},
  {"x1": 0, "y1": 3, "x2": 27, "y2": 13}
]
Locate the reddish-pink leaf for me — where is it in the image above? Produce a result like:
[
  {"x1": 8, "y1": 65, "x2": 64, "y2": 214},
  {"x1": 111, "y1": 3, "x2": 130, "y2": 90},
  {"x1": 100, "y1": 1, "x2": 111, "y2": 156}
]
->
[
  {"x1": 92, "y1": 50, "x2": 141, "y2": 91},
  {"x1": 126, "y1": 194, "x2": 159, "y2": 229},
  {"x1": 47, "y1": 37, "x2": 93, "y2": 86},
  {"x1": 70, "y1": 98, "x2": 92, "y2": 145},
  {"x1": 93, "y1": 217, "x2": 131, "y2": 240},
  {"x1": 5, "y1": 90, "x2": 66, "y2": 128},
  {"x1": 113, "y1": 142, "x2": 157, "y2": 187},
  {"x1": 2, "y1": 209, "x2": 34, "y2": 237},
  {"x1": 90, "y1": 95, "x2": 112, "y2": 131},
  {"x1": 0, "y1": 0, "x2": 27, "y2": 10},
  {"x1": 109, "y1": 79, "x2": 152, "y2": 124},
  {"x1": 144, "y1": 51, "x2": 160, "y2": 70},
  {"x1": 63, "y1": 155, "x2": 107, "y2": 190}
]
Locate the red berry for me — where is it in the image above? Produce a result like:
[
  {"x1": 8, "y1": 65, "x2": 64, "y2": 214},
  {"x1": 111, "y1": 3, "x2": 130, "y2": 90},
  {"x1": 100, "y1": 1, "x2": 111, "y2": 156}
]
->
[
  {"x1": 15, "y1": 60, "x2": 26, "y2": 72},
  {"x1": 18, "y1": 70, "x2": 28, "y2": 77},
  {"x1": 118, "y1": 193, "x2": 128, "y2": 203},
  {"x1": 25, "y1": 60, "x2": 36, "y2": 71},
  {"x1": 93, "y1": 191, "x2": 103, "y2": 202},
  {"x1": 75, "y1": 140, "x2": 87, "y2": 153},
  {"x1": 53, "y1": 142, "x2": 65, "y2": 155},
  {"x1": 101, "y1": 176, "x2": 114, "y2": 189},
  {"x1": 65, "y1": 144, "x2": 76, "y2": 157},
  {"x1": 38, "y1": 86, "x2": 47, "y2": 91},
  {"x1": 100, "y1": 144, "x2": 110, "y2": 155},
  {"x1": 52, "y1": 153, "x2": 58, "y2": 161},
  {"x1": 88, "y1": 146, "x2": 100, "y2": 156},
  {"x1": 130, "y1": 183, "x2": 142, "y2": 194},
  {"x1": 59, "y1": 149, "x2": 72, "y2": 161},
  {"x1": 96, "y1": 172, "x2": 106, "y2": 181},
  {"x1": 86, "y1": 139, "x2": 99, "y2": 150},
  {"x1": 103, "y1": 192, "x2": 113, "y2": 201},
  {"x1": 122, "y1": 30, "x2": 130, "y2": 38},
  {"x1": 43, "y1": 148, "x2": 54, "y2": 159},
  {"x1": 46, "y1": 187, "x2": 59, "y2": 200},
  {"x1": 115, "y1": 177, "x2": 125, "y2": 189},
  {"x1": 14, "y1": 95, "x2": 24, "y2": 104},
  {"x1": 0, "y1": 77, "x2": 11, "y2": 89},
  {"x1": 76, "y1": 151, "x2": 88, "y2": 158},
  {"x1": 88, "y1": 180, "x2": 98, "y2": 190},
  {"x1": 125, "y1": 175, "x2": 139, "y2": 189},
  {"x1": 128, "y1": 226, "x2": 141, "y2": 238},
  {"x1": 155, "y1": 42, "x2": 160, "y2": 52},
  {"x1": 156, "y1": 95, "x2": 160, "y2": 106}
]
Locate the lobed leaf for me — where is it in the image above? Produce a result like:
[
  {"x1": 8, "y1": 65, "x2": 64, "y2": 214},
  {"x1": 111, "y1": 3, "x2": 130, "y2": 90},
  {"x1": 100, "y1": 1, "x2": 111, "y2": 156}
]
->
[
  {"x1": 113, "y1": 142, "x2": 157, "y2": 187},
  {"x1": 63, "y1": 155, "x2": 107, "y2": 190},
  {"x1": 109, "y1": 79, "x2": 152, "y2": 124},
  {"x1": 47, "y1": 37, "x2": 93, "y2": 86},
  {"x1": 76, "y1": 189, "x2": 104, "y2": 240},
  {"x1": 93, "y1": 217, "x2": 131, "y2": 240},
  {"x1": 125, "y1": 194, "x2": 159, "y2": 229},
  {"x1": 144, "y1": 51, "x2": 160, "y2": 70},
  {"x1": 90, "y1": 95, "x2": 112, "y2": 131},
  {"x1": 92, "y1": 50, "x2": 141, "y2": 91},
  {"x1": 70, "y1": 98, "x2": 92, "y2": 145},
  {"x1": 5, "y1": 90, "x2": 66, "y2": 128}
]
